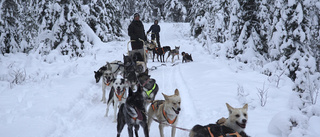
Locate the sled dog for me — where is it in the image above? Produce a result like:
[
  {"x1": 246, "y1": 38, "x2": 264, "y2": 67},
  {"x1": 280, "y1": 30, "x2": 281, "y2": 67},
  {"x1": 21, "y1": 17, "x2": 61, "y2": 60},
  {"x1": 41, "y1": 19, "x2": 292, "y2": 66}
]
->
[
  {"x1": 137, "y1": 69, "x2": 159, "y2": 110},
  {"x1": 181, "y1": 52, "x2": 193, "y2": 63},
  {"x1": 152, "y1": 46, "x2": 171, "y2": 62},
  {"x1": 94, "y1": 60, "x2": 124, "y2": 83},
  {"x1": 166, "y1": 46, "x2": 180, "y2": 63},
  {"x1": 117, "y1": 87, "x2": 149, "y2": 137},
  {"x1": 145, "y1": 40, "x2": 157, "y2": 59},
  {"x1": 94, "y1": 61, "x2": 124, "y2": 103},
  {"x1": 147, "y1": 89, "x2": 181, "y2": 137},
  {"x1": 105, "y1": 77, "x2": 127, "y2": 122},
  {"x1": 189, "y1": 103, "x2": 249, "y2": 137}
]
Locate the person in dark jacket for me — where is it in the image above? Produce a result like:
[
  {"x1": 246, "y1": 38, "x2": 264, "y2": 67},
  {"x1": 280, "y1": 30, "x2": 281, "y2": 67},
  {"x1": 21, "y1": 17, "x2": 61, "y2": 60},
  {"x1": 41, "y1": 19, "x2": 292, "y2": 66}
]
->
[
  {"x1": 147, "y1": 20, "x2": 161, "y2": 47},
  {"x1": 128, "y1": 13, "x2": 147, "y2": 50}
]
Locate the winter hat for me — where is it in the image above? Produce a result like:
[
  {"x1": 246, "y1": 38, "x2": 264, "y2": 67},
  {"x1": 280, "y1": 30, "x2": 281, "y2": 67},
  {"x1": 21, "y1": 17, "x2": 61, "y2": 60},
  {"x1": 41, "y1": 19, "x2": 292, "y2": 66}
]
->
[{"x1": 134, "y1": 13, "x2": 140, "y2": 17}]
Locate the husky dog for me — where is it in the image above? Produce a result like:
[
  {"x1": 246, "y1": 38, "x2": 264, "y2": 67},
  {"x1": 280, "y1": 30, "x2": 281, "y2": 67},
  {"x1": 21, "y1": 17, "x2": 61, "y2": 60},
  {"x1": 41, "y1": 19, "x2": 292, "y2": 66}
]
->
[
  {"x1": 94, "y1": 60, "x2": 124, "y2": 83},
  {"x1": 189, "y1": 103, "x2": 249, "y2": 137},
  {"x1": 224, "y1": 103, "x2": 248, "y2": 134},
  {"x1": 123, "y1": 55, "x2": 138, "y2": 89},
  {"x1": 147, "y1": 89, "x2": 181, "y2": 137},
  {"x1": 105, "y1": 77, "x2": 127, "y2": 122},
  {"x1": 181, "y1": 52, "x2": 193, "y2": 63},
  {"x1": 117, "y1": 87, "x2": 149, "y2": 137},
  {"x1": 145, "y1": 40, "x2": 157, "y2": 59},
  {"x1": 94, "y1": 66, "x2": 107, "y2": 83},
  {"x1": 100, "y1": 63, "x2": 116, "y2": 103},
  {"x1": 166, "y1": 46, "x2": 180, "y2": 63},
  {"x1": 152, "y1": 46, "x2": 171, "y2": 62},
  {"x1": 137, "y1": 69, "x2": 159, "y2": 110}
]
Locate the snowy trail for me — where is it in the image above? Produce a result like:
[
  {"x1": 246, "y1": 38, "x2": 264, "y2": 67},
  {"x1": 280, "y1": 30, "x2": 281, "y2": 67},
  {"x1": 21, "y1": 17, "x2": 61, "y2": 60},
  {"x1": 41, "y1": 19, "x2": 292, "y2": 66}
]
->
[
  {"x1": 2, "y1": 23, "x2": 310, "y2": 137},
  {"x1": 48, "y1": 23, "x2": 198, "y2": 137}
]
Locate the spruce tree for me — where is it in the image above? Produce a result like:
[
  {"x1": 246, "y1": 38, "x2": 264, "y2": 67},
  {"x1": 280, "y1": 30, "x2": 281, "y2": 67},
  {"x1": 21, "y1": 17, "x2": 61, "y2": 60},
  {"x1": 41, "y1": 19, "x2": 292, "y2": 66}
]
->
[
  {"x1": 0, "y1": 0, "x2": 20, "y2": 54},
  {"x1": 163, "y1": 0, "x2": 187, "y2": 22}
]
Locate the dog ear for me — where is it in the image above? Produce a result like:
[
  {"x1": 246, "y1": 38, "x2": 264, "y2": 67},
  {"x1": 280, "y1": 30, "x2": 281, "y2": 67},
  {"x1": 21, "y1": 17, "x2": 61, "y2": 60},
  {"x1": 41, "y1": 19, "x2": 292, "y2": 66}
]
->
[
  {"x1": 174, "y1": 89, "x2": 180, "y2": 96},
  {"x1": 242, "y1": 104, "x2": 248, "y2": 111},
  {"x1": 120, "y1": 78, "x2": 125, "y2": 84},
  {"x1": 107, "y1": 62, "x2": 112, "y2": 70},
  {"x1": 162, "y1": 93, "x2": 169, "y2": 100},
  {"x1": 94, "y1": 71, "x2": 97, "y2": 73},
  {"x1": 226, "y1": 103, "x2": 234, "y2": 114}
]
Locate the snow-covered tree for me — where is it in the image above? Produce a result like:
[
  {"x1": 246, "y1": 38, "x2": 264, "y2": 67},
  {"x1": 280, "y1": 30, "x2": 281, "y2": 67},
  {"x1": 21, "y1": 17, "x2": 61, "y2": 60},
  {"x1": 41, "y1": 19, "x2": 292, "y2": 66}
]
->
[
  {"x1": 135, "y1": 0, "x2": 154, "y2": 22},
  {"x1": 268, "y1": 0, "x2": 286, "y2": 61},
  {"x1": 18, "y1": 0, "x2": 39, "y2": 54},
  {"x1": 163, "y1": 0, "x2": 187, "y2": 22},
  {"x1": 85, "y1": 0, "x2": 122, "y2": 42},
  {"x1": 0, "y1": 0, "x2": 20, "y2": 54}
]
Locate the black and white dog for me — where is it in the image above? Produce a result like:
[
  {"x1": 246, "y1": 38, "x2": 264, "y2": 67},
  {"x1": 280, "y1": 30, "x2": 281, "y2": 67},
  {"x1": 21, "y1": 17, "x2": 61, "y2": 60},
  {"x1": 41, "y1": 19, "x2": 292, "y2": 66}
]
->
[
  {"x1": 181, "y1": 52, "x2": 193, "y2": 63},
  {"x1": 105, "y1": 76, "x2": 127, "y2": 122},
  {"x1": 117, "y1": 87, "x2": 149, "y2": 137},
  {"x1": 137, "y1": 69, "x2": 159, "y2": 110},
  {"x1": 94, "y1": 61, "x2": 124, "y2": 103}
]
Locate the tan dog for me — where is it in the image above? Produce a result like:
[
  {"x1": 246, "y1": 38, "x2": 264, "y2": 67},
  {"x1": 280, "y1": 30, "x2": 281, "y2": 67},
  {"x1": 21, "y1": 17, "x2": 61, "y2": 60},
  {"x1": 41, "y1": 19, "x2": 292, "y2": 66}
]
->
[
  {"x1": 189, "y1": 103, "x2": 249, "y2": 137},
  {"x1": 147, "y1": 89, "x2": 181, "y2": 137},
  {"x1": 224, "y1": 103, "x2": 248, "y2": 134}
]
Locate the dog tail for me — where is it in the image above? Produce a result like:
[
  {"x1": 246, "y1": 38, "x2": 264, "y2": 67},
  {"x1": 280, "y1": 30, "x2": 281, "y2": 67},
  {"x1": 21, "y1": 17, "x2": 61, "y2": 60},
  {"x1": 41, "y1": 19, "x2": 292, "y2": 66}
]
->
[{"x1": 189, "y1": 125, "x2": 203, "y2": 137}]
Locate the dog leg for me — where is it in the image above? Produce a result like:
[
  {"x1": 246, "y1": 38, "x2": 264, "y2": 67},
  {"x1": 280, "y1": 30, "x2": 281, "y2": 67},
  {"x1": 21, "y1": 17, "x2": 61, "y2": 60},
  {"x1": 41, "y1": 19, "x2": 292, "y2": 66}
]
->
[
  {"x1": 159, "y1": 124, "x2": 165, "y2": 137},
  {"x1": 105, "y1": 98, "x2": 112, "y2": 117},
  {"x1": 161, "y1": 55, "x2": 164, "y2": 63},
  {"x1": 166, "y1": 53, "x2": 170, "y2": 62},
  {"x1": 147, "y1": 108, "x2": 154, "y2": 132},
  {"x1": 113, "y1": 99, "x2": 118, "y2": 122},
  {"x1": 141, "y1": 121, "x2": 150, "y2": 137},
  {"x1": 117, "y1": 109, "x2": 125, "y2": 137},
  {"x1": 127, "y1": 125, "x2": 134, "y2": 137},
  {"x1": 171, "y1": 125, "x2": 177, "y2": 137},
  {"x1": 153, "y1": 50, "x2": 156, "y2": 62},
  {"x1": 105, "y1": 88, "x2": 114, "y2": 117},
  {"x1": 101, "y1": 84, "x2": 106, "y2": 103},
  {"x1": 172, "y1": 56, "x2": 174, "y2": 63},
  {"x1": 134, "y1": 125, "x2": 139, "y2": 137}
]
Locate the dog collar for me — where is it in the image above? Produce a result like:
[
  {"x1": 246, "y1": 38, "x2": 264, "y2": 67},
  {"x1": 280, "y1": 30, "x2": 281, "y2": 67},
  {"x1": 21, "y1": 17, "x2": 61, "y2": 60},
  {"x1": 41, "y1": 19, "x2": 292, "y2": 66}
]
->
[{"x1": 145, "y1": 83, "x2": 156, "y2": 97}]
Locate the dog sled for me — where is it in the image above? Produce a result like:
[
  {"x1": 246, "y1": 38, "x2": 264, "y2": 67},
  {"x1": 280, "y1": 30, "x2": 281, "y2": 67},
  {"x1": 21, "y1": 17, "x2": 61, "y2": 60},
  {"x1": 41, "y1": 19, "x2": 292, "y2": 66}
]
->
[{"x1": 127, "y1": 39, "x2": 148, "y2": 73}]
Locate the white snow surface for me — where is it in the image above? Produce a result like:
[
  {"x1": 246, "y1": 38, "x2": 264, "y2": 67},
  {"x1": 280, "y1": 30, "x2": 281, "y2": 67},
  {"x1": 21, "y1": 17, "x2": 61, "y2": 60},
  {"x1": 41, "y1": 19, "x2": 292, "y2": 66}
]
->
[{"x1": 0, "y1": 23, "x2": 319, "y2": 137}]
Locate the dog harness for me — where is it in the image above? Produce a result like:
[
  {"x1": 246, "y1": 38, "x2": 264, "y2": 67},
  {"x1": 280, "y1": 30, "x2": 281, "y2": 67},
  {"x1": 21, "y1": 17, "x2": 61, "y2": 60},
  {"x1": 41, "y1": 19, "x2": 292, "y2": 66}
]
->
[
  {"x1": 155, "y1": 47, "x2": 165, "y2": 53},
  {"x1": 162, "y1": 107, "x2": 177, "y2": 124},
  {"x1": 151, "y1": 100, "x2": 165, "y2": 111},
  {"x1": 207, "y1": 127, "x2": 241, "y2": 137},
  {"x1": 115, "y1": 89, "x2": 126, "y2": 101},
  {"x1": 145, "y1": 83, "x2": 156, "y2": 97}
]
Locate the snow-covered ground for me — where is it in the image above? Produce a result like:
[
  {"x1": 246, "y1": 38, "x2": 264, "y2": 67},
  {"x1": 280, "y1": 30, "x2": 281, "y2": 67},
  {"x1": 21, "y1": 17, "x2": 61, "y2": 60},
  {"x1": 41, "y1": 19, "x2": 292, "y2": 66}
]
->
[{"x1": 0, "y1": 23, "x2": 319, "y2": 137}]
